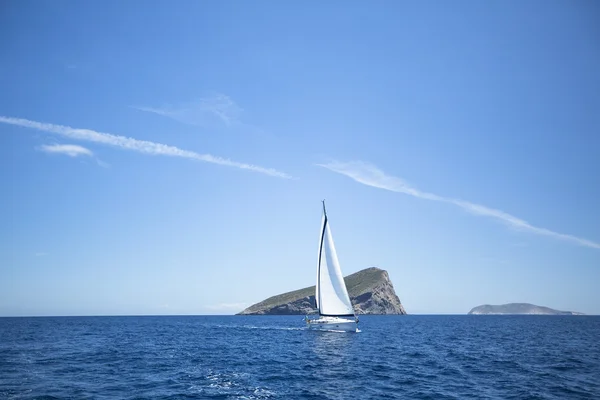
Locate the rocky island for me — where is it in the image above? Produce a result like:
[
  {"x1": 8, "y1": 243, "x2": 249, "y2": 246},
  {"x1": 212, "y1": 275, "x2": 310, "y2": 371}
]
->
[
  {"x1": 237, "y1": 267, "x2": 406, "y2": 315},
  {"x1": 468, "y1": 303, "x2": 584, "y2": 315}
]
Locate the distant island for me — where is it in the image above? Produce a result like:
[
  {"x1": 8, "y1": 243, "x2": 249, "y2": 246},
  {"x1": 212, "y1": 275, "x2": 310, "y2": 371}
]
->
[
  {"x1": 238, "y1": 267, "x2": 407, "y2": 315},
  {"x1": 468, "y1": 303, "x2": 584, "y2": 315}
]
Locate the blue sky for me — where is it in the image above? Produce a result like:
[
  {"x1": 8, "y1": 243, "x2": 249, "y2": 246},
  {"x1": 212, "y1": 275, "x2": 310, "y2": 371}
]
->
[{"x1": 1, "y1": 1, "x2": 599, "y2": 316}]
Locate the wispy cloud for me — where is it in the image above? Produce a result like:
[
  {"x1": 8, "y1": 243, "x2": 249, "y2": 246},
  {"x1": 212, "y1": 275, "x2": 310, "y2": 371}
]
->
[
  {"x1": 39, "y1": 144, "x2": 93, "y2": 157},
  {"x1": 0, "y1": 116, "x2": 292, "y2": 179},
  {"x1": 38, "y1": 143, "x2": 109, "y2": 168},
  {"x1": 204, "y1": 302, "x2": 248, "y2": 311},
  {"x1": 132, "y1": 93, "x2": 243, "y2": 128},
  {"x1": 318, "y1": 160, "x2": 600, "y2": 250}
]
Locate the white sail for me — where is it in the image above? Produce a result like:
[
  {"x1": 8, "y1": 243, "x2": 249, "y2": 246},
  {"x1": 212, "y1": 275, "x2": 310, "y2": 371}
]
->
[{"x1": 316, "y1": 206, "x2": 354, "y2": 316}]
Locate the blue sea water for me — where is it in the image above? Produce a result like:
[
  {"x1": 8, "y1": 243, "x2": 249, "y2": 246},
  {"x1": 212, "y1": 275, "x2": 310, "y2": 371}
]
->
[{"x1": 1, "y1": 315, "x2": 599, "y2": 399}]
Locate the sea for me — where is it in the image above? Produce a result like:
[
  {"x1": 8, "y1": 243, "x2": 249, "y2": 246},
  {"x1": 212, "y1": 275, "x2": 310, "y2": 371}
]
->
[{"x1": 1, "y1": 315, "x2": 599, "y2": 399}]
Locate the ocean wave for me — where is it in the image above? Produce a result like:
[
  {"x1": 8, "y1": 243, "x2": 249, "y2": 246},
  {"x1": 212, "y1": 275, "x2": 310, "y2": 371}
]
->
[{"x1": 1, "y1": 315, "x2": 599, "y2": 399}]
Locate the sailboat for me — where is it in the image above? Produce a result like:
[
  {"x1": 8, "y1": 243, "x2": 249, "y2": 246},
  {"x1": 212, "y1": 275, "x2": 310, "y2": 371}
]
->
[{"x1": 305, "y1": 201, "x2": 359, "y2": 332}]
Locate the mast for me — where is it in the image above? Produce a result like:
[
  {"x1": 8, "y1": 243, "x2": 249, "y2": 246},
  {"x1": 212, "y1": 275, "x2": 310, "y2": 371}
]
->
[
  {"x1": 317, "y1": 200, "x2": 356, "y2": 318},
  {"x1": 316, "y1": 200, "x2": 327, "y2": 314}
]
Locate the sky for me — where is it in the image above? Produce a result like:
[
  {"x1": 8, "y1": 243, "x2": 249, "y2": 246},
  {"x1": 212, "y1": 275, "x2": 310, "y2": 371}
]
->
[{"x1": 1, "y1": 1, "x2": 599, "y2": 316}]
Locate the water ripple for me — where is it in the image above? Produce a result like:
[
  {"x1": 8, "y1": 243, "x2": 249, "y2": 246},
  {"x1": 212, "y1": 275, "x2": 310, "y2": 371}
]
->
[{"x1": 1, "y1": 315, "x2": 599, "y2": 399}]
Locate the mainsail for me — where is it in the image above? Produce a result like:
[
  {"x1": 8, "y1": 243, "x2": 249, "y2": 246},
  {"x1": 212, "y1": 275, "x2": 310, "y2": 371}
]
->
[{"x1": 316, "y1": 201, "x2": 355, "y2": 317}]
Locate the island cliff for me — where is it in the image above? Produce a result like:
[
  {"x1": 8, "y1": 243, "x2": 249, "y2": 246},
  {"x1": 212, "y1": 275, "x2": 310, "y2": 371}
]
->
[
  {"x1": 468, "y1": 303, "x2": 584, "y2": 315},
  {"x1": 237, "y1": 267, "x2": 407, "y2": 315}
]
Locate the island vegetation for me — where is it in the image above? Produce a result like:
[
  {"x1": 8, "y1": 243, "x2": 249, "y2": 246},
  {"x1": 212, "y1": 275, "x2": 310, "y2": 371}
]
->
[{"x1": 238, "y1": 267, "x2": 407, "y2": 315}]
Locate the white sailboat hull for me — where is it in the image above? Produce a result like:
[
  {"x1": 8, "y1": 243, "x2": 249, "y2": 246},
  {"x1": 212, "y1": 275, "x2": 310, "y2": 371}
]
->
[{"x1": 305, "y1": 316, "x2": 358, "y2": 332}]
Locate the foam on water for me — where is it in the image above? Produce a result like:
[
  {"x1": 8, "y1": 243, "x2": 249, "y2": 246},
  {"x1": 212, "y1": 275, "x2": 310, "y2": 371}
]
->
[{"x1": 208, "y1": 323, "x2": 305, "y2": 332}]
